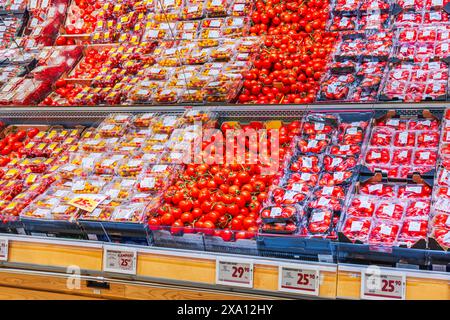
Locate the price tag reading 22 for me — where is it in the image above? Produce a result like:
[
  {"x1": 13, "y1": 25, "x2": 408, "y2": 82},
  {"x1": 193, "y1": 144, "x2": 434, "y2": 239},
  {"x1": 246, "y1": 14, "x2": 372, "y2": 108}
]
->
[
  {"x1": 215, "y1": 258, "x2": 254, "y2": 288},
  {"x1": 278, "y1": 264, "x2": 320, "y2": 296},
  {"x1": 103, "y1": 246, "x2": 137, "y2": 275}
]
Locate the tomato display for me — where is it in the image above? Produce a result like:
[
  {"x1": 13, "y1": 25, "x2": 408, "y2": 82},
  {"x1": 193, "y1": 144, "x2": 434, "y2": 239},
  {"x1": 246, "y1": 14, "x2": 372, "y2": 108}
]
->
[{"x1": 238, "y1": 0, "x2": 335, "y2": 104}]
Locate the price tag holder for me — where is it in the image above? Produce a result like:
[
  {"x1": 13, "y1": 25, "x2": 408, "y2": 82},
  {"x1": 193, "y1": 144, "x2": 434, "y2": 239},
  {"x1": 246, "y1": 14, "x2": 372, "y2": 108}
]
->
[
  {"x1": 0, "y1": 237, "x2": 8, "y2": 261},
  {"x1": 278, "y1": 264, "x2": 320, "y2": 296},
  {"x1": 103, "y1": 246, "x2": 137, "y2": 275},
  {"x1": 215, "y1": 257, "x2": 254, "y2": 288},
  {"x1": 361, "y1": 270, "x2": 406, "y2": 300}
]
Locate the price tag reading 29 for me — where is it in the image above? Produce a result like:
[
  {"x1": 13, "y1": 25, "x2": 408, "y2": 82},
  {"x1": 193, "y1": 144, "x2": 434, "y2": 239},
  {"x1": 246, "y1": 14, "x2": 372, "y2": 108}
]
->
[
  {"x1": 215, "y1": 258, "x2": 254, "y2": 288},
  {"x1": 103, "y1": 246, "x2": 137, "y2": 275},
  {"x1": 278, "y1": 264, "x2": 320, "y2": 296},
  {"x1": 361, "y1": 269, "x2": 406, "y2": 300}
]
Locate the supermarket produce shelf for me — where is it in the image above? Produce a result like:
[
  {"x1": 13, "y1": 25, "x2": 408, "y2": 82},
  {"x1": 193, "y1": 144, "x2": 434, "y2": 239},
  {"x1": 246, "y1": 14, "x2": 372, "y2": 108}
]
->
[
  {"x1": 0, "y1": 234, "x2": 337, "y2": 299},
  {"x1": 0, "y1": 234, "x2": 447, "y2": 300},
  {"x1": 0, "y1": 102, "x2": 449, "y2": 114},
  {"x1": 0, "y1": 104, "x2": 447, "y2": 300}
]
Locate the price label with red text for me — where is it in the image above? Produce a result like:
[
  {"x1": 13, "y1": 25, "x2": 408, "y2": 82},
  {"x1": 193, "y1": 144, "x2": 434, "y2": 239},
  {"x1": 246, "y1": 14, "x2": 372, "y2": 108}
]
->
[
  {"x1": 103, "y1": 246, "x2": 137, "y2": 275},
  {"x1": 361, "y1": 270, "x2": 406, "y2": 300},
  {"x1": 0, "y1": 237, "x2": 8, "y2": 261},
  {"x1": 278, "y1": 265, "x2": 320, "y2": 296},
  {"x1": 68, "y1": 194, "x2": 107, "y2": 213},
  {"x1": 215, "y1": 258, "x2": 254, "y2": 288}
]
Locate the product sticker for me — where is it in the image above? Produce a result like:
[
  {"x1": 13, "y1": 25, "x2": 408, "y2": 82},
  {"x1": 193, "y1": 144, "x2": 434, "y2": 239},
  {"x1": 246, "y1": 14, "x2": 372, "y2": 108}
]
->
[
  {"x1": 152, "y1": 165, "x2": 168, "y2": 172},
  {"x1": 121, "y1": 179, "x2": 135, "y2": 187},
  {"x1": 141, "y1": 177, "x2": 156, "y2": 188},
  {"x1": 314, "y1": 123, "x2": 325, "y2": 130},
  {"x1": 331, "y1": 157, "x2": 343, "y2": 167},
  {"x1": 318, "y1": 197, "x2": 330, "y2": 206},
  {"x1": 270, "y1": 207, "x2": 282, "y2": 217},
  {"x1": 408, "y1": 221, "x2": 421, "y2": 232},
  {"x1": 322, "y1": 186, "x2": 334, "y2": 196},
  {"x1": 399, "y1": 132, "x2": 408, "y2": 144},
  {"x1": 106, "y1": 189, "x2": 120, "y2": 199},
  {"x1": 415, "y1": 201, "x2": 427, "y2": 209},
  {"x1": 387, "y1": 119, "x2": 400, "y2": 126},
  {"x1": 128, "y1": 160, "x2": 142, "y2": 167},
  {"x1": 311, "y1": 211, "x2": 326, "y2": 222},
  {"x1": 368, "y1": 184, "x2": 382, "y2": 192},
  {"x1": 351, "y1": 221, "x2": 364, "y2": 232},
  {"x1": 406, "y1": 186, "x2": 422, "y2": 194},
  {"x1": 360, "y1": 197, "x2": 371, "y2": 209},
  {"x1": 291, "y1": 184, "x2": 304, "y2": 192},
  {"x1": 303, "y1": 157, "x2": 312, "y2": 168},
  {"x1": 53, "y1": 206, "x2": 68, "y2": 214},
  {"x1": 399, "y1": 150, "x2": 408, "y2": 159},
  {"x1": 382, "y1": 205, "x2": 395, "y2": 217},
  {"x1": 300, "y1": 173, "x2": 311, "y2": 181},
  {"x1": 380, "y1": 225, "x2": 393, "y2": 235},
  {"x1": 419, "y1": 152, "x2": 430, "y2": 160},
  {"x1": 334, "y1": 172, "x2": 345, "y2": 180},
  {"x1": 372, "y1": 152, "x2": 381, "y2": 159},
  {"x1": 307, "y1": 140, "x2": 318, "y2": 148}
]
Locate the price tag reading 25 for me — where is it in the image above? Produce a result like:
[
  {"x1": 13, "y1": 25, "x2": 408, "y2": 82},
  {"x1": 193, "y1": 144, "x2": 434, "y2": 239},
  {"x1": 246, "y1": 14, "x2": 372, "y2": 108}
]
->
[
  {"x1": 215, "y1": 258, "x2": 254, "y2": 288},
  {"x1": 278, "y1": 264, "x2": 320, "y2": 296},
  {"x1": 361, "y1": 269, "x2": 406, "y2": 300},
  {"x1": 103, "y1": 246, "x2": 137, "y2": 275}
]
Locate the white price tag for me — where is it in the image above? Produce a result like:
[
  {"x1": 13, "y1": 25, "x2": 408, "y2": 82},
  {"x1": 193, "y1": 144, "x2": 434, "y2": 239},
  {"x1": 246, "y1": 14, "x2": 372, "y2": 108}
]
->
[
  {"x1": 0, "y1": 237, "x2": 8, "y2": 261},
  {"x1": 103, "y1": 246, "x2": 137, "y2": 275},
  {"x1": 278, "y1": 265, "x2": 320, "y2": 296},
  {"x1": 216, "y1": 258, "x2": 254, "y2": 288},
  {"x1": 361, "y1": 270, "x2": 406, "y2": 300}
]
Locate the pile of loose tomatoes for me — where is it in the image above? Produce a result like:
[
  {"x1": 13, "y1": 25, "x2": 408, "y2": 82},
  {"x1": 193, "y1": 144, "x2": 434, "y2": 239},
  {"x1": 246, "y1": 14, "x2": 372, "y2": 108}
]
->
[
  {"x1": 238, "y1": 0, "x2": 336, "y2": 104},
  {"x1": 148, "y1": 120, "x2": 302, "y2": 241}
]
